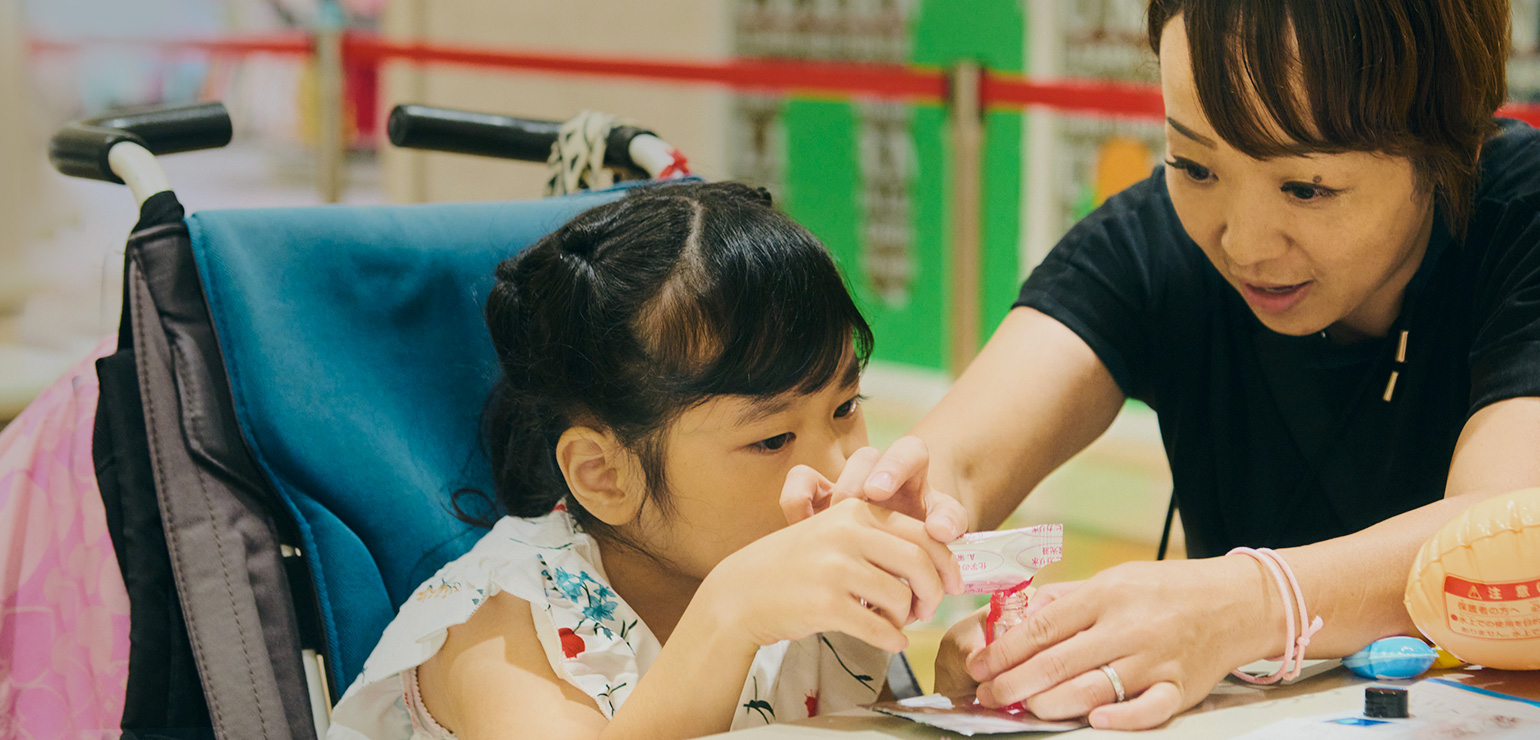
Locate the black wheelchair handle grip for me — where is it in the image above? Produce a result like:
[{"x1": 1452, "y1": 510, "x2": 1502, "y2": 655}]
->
[
  {"x1": 388, "y1": 104, "x2": 653, "y2": 170},
  {"x1": 49, "y1": 101, "x2": 233, "y2": 184}
]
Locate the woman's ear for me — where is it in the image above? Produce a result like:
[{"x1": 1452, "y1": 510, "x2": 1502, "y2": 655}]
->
[{"x1": 556, "y1": 426, "x2": 646, "y2": 526}]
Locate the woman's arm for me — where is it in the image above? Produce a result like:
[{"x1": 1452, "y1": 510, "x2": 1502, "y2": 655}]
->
[
  {"x1": 1274, "y1": 396, "x2": 1540, "y2": 654},
  {"x1": 853, "y1": 306, "x2": 1126, "y2": 533},
  {"x1": 966, "y1": 396, "x2": 1540, "y2": 730}
]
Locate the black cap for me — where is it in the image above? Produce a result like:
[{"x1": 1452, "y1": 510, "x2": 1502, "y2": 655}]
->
[{"x1": 1364, "y1": 686, "x2": 1409, "y2": 719}]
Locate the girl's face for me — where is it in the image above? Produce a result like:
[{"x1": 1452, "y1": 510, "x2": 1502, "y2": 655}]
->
[
  {"x1": 1159, "y1": 17, "x2": 1436, "y2": 341},
  {"x1": 637, "y1": 353, "x2": 868, "y2": 580}
]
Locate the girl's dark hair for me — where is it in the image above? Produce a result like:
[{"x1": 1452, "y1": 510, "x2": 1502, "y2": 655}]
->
[
  {"x1": 1148, "y1": 0, "x2": 1510, "y2": 235},
  {"x1": 457, "y1": 181, "x2": 873, "y2": 543}
]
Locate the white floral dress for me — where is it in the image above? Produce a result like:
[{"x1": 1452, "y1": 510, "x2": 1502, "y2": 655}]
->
[{"x1": 327, "y1": 505, "x2": 892, "y2": 739}]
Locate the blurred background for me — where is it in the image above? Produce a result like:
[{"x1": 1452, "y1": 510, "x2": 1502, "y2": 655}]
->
[{"x1": 6, "y1": 0, "x2": 1540, "y2": 691}]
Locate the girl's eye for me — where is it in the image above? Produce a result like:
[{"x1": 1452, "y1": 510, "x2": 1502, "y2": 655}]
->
[
  {"x1": 833, "y1": 395, "x2": 865, "y2": 419},
  {"x1": 1165, "y1": 157, "x2": 1213, "y2": 183},
  {"x1": 752, "y1": 433, "x2": 794, "y2": 453},
  {"x1": 1282, "y1": 182, "x2": 1337, "y2": 201}
]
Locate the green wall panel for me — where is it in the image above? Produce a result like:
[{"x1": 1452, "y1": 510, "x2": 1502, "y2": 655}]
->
[
  {"x1": 782, "y1": 99, "x2": 949, "y2": 369},
  {"x1": 902, "y1": 104, "x2": 951, "y2": 369},
  {"x1": 779, "y1": 0, "x2": 1027, "y2": 372},
  {"x1": 980, "y1": 110, "x2": 1023, "y2": 341},
  {"x1": 911, "y1": 1, "x2": 1025, "y2": 71},
  {"x1": 780, "y1": 100, "x2": 860, "y2": 285},
  {"x1": 913, "y1": 0, "x2": 1026, "y2": 355}
]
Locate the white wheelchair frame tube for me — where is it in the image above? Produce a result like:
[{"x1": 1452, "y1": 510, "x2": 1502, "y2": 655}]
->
[
  {"x1": 627, "y1": 133, "x2": 678, "y2": 179},
  {"x1": 281, "y1": 543, "x2": 333, "y2": 737},
  {"x1": 106, "y1": 142, "x2": 172, "y2": 207}
]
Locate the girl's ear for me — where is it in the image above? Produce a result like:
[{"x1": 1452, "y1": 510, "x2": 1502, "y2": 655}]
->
[{"x1": 556, "y1": 426, "x2": 647, "y2": 526}]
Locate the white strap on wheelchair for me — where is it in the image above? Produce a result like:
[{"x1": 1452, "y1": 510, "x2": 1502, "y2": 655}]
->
[
  {"x1": 108, "y1": 141, "x2": 172, "y2": 206},
  {"x1": 545, "y1": 110, "x2": 616, "y2": 196},
  {"x1": 627, "y1": 134, "x2": 676, "y2": 180}
]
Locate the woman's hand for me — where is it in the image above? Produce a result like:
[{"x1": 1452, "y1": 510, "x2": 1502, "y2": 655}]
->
[
  {"x1": 966, "y1": 557, "x2": 1278, "y2": 730},
  {"x1": 933, "y1": 605, "x2": 988, "y2": 697},
  {"x1": 780, "y1": 439, "x2": 970, "y2": 544},
  {"x1": 702, "y1": 496, "x2": 964, "y2": 654}
]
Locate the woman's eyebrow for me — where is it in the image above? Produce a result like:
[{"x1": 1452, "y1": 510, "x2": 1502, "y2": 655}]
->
[{"x1": 1167, "y1": 116, "x2": 1216, "y2": 148}]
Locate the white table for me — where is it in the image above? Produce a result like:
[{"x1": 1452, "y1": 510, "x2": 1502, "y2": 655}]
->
[{"x1": 710, "y1": 666, "x2": 1540, "y2": 739}]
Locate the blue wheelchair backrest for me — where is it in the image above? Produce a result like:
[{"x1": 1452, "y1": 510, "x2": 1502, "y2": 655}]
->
[{"x1": 185, "y1": 185, "x2": 633, "y2": 694}]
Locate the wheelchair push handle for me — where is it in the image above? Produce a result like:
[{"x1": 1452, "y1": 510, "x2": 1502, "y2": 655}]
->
[
  {"x1": 49, "y1": 101, "x2": 233, "y2": 185},
  {"x1": 388, "y1": 104, "x2": 676, "y2": 178}
]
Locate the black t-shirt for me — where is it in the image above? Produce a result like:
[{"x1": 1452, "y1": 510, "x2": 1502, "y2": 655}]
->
[{"x1": 1016, "y1": 118, "x2": 1540, "y2": 559}]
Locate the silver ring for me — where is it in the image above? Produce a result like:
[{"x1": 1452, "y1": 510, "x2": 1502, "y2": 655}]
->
[{"x1": 1099, "y1": 664, "x2": 1127, "y2": 703}]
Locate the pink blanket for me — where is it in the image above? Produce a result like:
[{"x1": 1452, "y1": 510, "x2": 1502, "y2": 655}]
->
[{"x1": 0, "y1": 337, "x2": 129, "y2": 739}]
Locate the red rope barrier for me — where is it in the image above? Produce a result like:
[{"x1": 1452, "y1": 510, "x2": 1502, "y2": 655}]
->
[
  {"x1": 27, "y1": 34, "x2": 311, "y2": 58},
  {"x1": 26, "y1": 32, "x2": 1540, "y2": 126},
  {"x1": 343, "y1": 36, "x2": 948, "y2": 102},
  {"x1": 982, "y1": 76, "x2": 1165, "y2": 119},
  {"x1": 1498, "y1": 103, "x2": 1540, "y2": 128}
]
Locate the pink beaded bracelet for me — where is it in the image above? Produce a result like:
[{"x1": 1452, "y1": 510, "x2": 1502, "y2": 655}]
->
[{"x1": 1227, "y1": 547, "x2": 1324, "y2": 685}]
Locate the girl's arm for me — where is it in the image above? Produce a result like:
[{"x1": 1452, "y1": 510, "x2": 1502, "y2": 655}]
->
[
  {"x1": 419, "y1": 591, "x2": 610, "y2": 738},
  {"x1": 420, "y1": 499, "x2": 959, "y2": 740}
]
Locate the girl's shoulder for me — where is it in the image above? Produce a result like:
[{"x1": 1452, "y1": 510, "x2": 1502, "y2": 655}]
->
[
  {"x1": 354, "y1": 509, "x2": 629, "y2": 684},
  {"x1": 330, "y1": 508, "x2": 662, "y2": 733}
]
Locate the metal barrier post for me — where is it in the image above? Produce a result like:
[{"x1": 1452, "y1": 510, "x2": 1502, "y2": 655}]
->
[
  {"x1": 947, "y1": 60, "x2": 984, "y2": 376},
  {"x1": 315, "y1": 1, "x2": 346, "y2": 203}
]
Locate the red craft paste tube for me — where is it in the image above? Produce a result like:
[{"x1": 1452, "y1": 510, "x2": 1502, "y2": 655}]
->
[{"x1": 949, "y1": 525, "x2": 1063, "y2": 713}]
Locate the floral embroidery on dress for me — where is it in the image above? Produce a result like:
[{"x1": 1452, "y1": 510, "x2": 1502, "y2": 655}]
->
[
  {"x1": 820, "y1": 634, "x2": 876, "y2": 692},
  {"x1": 543, "y1": 564, "x2": 630, "y2": 640},
  {"x1": 557, "y1": 628, "x2": 585, "y2": 659},
  {"x1": 412, "y1": 577, "x2": 486, "y2": 607},
  {"x1": 596, "y1": 680, "x2": 628, "y2": 715},
  {"x1": 742, "y1": 676, "x2": 775, "y2": 723}
]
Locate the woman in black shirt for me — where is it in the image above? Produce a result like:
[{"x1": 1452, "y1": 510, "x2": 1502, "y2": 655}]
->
[{"x1": 785, "y1": 0, "x2": 1540, "y2": 730}]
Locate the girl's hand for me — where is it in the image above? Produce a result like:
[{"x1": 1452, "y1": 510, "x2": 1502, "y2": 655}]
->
[
  {"x1": 702, "y1": 497, "x2": 963, "y2": 654},
  {"x1": 966, "y1": 557, "x2": 1277, "y2": 730},
  {"x1": 933, "y1": 606, "x2": 988, "y2": 697},
  {"x1": 779, "y1": 439, "x2": 969, "y2": 544}
]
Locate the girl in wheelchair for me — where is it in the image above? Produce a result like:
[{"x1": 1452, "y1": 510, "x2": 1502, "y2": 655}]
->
[{"x1": 329, "y1": 182, "x2": 962, "y2": 739}]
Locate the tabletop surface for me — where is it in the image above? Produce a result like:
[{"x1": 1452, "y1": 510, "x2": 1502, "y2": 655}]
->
[{"x1": 708, "y1": 665, "x2": 1540, "y2": 739}]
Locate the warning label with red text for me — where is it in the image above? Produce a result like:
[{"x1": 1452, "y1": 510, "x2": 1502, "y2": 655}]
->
[{"x1": 1444, "y1": 575, "x2": 1540, "y2": 640}]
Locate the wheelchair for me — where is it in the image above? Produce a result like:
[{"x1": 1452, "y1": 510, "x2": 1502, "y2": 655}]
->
[{"x1": 43, "y1": 101, "x2": 920, "y2": 740}]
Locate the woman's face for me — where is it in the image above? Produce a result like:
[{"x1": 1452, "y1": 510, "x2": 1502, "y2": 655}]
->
[
  {"x1": 631, "y1": 351, "x2": 869, "y2": 580},
  {"x1": 1159, "y1": 16, "x2": 1436, "y2": 340}
]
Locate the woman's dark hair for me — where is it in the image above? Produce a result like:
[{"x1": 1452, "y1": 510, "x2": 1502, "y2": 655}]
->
[
  {"x1": 457, "y1": 181, "x2": 873, "y2": 544},
  {"x1": 1148, "y1": 0, "x2": 1510, "y2": 235}
]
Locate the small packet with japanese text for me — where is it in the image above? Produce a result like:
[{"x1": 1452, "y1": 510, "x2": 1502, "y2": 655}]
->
[{"x1": 948, "y1": 525, "x2": 1064, "y2": 644}]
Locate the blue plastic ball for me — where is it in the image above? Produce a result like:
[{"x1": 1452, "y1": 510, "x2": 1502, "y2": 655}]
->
[{"x1": 1343, "y1": 637, "x2": 1437, "y2": 680}]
